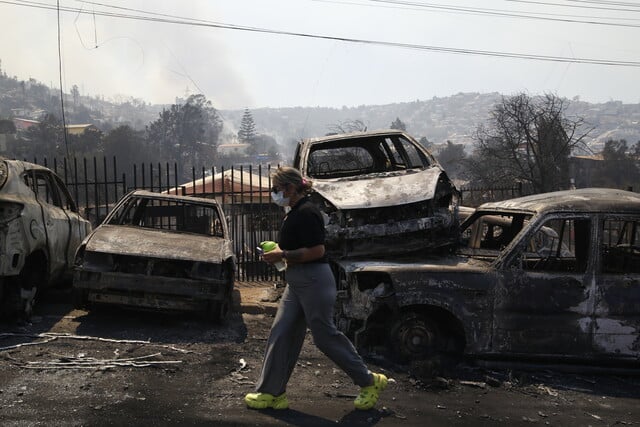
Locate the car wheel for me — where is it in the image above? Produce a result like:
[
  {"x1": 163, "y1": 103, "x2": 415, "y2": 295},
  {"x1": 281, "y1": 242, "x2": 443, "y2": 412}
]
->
[
  {"x1": 389, "y1": 311, "x2": 442, "y2": 363},
  {"x1": 3, "y1": 262, "x2": 43, "y2": 320},
  {"x1": 72, "y1": 288, "x2": 89, "y2": 310},
  {"x1": 206, "y1": 292, "x2": 233, "y2": 324}
]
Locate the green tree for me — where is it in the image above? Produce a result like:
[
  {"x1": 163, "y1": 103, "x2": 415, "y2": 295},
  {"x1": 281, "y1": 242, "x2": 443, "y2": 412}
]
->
[
  {"x1": 0, "y1": 119, "x2": 16, "y2": 134},
  {"x1": 146, "y1": 94, "x2": 222, "y2": 169},
  {"x1": 466, "y1": 93, "x2": 592, "y2": 193},
  {"x1": 147, "y1": 108, "x2": 174, "y2": 160},
  {"x1": 598, "y1": 139, "x2": 640, "y2": 189},
  {"x1": 390, "y1": 117, "x2": 407, "y2": 131},
  {"x1": 250, "y1": 133, "x2": 278, "y2": 157},
  {"x1": 187, "y1": 94, "x2": 223, "y2": 155},
  {"x1": 238, "y1": 108, "x2": 257, "y2": 144},
  {"x1": 436, "y1": 140, "x2": 467, "y2": 180},
  {"x1": 67, "y1": 127, "x2": 103, "y2": 158},
  {"x1": 103, "y1": 125, "x2": 148, "y2": 168},
  {"x1": 22, "y1": 114, "x2": 64, "y2": 160}
]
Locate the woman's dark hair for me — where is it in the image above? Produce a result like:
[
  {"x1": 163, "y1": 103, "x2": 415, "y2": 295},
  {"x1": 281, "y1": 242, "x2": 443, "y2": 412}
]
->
[{"x1": 271, "y1": 166, "x2": 313, "y2": 194}]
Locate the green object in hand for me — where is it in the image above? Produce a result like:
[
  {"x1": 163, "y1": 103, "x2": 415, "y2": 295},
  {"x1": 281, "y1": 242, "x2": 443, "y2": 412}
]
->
[
  {"x1": 260, "y1": 241, "x2": 278, "y2": 252},
  {"x1": 258, "y1": 241, "x2": 286, "y2": 271}
]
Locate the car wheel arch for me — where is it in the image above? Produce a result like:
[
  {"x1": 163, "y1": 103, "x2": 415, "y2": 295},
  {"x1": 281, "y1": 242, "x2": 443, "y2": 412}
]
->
[
  {"x1": 24, "y1": 250, "x2": 49, "y2": 278},
  {"x1": 3, "y1": 250, "x2": 50, "y2": 318}
]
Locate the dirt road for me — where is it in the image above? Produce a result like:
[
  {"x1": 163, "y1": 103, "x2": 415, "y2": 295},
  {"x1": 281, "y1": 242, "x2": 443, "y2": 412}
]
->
[{"x1": 1, "y1": 283, "x2": 639, "y2": 426}]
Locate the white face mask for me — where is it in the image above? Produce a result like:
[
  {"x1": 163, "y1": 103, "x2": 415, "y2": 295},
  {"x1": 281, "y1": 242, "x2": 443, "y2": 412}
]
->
[{"x1": 271, "y1": 190, "x2": 290, "y2": 207}]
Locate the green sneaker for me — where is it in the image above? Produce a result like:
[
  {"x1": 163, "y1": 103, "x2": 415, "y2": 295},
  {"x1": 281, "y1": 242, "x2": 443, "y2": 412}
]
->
[
  {"x1": 244, "y1": 392, "x2": 289, "y2": 410},
  {"x1": 354, "y1": 373, "x2": 388, "y2": 410}
]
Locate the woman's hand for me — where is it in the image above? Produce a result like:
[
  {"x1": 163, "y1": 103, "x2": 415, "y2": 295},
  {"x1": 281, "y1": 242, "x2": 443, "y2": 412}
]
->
[{"x1": 262, "y1": 246, "x2": 285, "y2": 264}]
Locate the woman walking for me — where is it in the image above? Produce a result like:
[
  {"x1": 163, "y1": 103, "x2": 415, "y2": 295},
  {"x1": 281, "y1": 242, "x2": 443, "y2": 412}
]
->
[{"x1": 244, "y1": 166, "x2": 387, "y2": 411}]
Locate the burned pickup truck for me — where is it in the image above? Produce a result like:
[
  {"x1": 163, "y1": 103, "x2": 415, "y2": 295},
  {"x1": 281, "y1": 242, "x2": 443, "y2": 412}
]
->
[
  {"x1": 73, "y1": 190, "x2": 235, "y2": 322},
  {"x1": 333, "y1": 188, "x2": 640, "y2": 366},
  {"x1": 293, "y1": 130, "x2": 459, "y2": 258}
]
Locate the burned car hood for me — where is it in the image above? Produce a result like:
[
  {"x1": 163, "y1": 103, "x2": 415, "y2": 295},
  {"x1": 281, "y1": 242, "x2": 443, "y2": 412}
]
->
[
  {"x1": 85, "y1": 225, "x2": 233, "y2": 263},
  {"x1": 312, "y1": 167, "x2": 443, "y2": 209}
]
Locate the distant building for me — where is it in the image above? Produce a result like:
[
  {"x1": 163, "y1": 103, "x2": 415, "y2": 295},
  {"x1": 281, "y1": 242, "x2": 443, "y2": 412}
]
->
[
  {"x1": 218, "y1": 143, "x2": 251, "y2": 156},
  {"x1": 166, "y1": 168, "x2": 271, "y2": 204},
  {"x1": 65, "y1": 124, "x2": 97, "y2": 135},
  {"x1": 12, "y1": 118, "x2": 98, "y2": 135},
  {"x1": 12, "y1": 118, "x2": 39, "y2": 131},
  {"x1": 569, "y1": 153, "x2": 605, "y2": 188},
  {"x1": 11, "y1": 120, "x2": 98, "y2": 136}
]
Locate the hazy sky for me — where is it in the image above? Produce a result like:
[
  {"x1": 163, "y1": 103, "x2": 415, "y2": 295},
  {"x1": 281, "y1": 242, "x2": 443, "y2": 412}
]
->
[{"x1": 1, "y1": 0, "x2": 639, "y2": 109}]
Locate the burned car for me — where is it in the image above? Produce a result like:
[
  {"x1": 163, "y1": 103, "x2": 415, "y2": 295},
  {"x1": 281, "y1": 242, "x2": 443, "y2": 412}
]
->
[
  {"x1": 0, "y1": 159, "x2": 90, "y2": 317},
  {"x1": 293, "y1": 130, "x2": 459, "y2": 258},
  {"x1": 333, "y1": 188, "x2": 640, "y2": 366},
  {"x1": 73, "y1": 190, "x2": 235, "y2": 321}
]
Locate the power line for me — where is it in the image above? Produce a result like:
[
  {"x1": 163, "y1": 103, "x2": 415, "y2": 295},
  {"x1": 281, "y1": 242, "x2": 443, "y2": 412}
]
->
[
  {"x1": 3, "y1": 0, "x2": 640, "y2": 68},
  {"x1": 506, "y1": 0, "x2": 640, "y2": 13},
  {"x1": 565, "y1": 0, "x2": 640, "y2": 8},
  {"x1": 363, "y1": 0, "x2": 640, "y2": 25}
]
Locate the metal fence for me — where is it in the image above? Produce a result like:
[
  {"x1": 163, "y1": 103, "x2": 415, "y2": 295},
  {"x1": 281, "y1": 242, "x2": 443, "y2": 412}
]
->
[
  {"x1": 36, "y1": 156, "x2": 531, "y2": 281},
  {"x1": 36, "y1": 157, "x2": 284, "y2": 282},
  {"x1": 459, "y1": 182, "x2": 532, "y2": 207}
]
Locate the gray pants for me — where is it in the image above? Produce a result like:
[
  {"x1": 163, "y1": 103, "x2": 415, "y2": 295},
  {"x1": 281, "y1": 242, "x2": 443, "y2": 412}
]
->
[{"x1": 255, "y1": 262, "x2": 372, "y2": 396}]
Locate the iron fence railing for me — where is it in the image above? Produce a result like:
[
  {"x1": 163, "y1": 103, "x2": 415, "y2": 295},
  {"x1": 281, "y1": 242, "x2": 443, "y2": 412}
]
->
[
  {"x1": 34, "y1": 156, "x2": 536, "y2": 280},
  {"x1": 35, "y1": 156, "x2": 284, "y2": 282},
  {"x1": 459, "y1": 182, "x2": 533, "y2": 207}
]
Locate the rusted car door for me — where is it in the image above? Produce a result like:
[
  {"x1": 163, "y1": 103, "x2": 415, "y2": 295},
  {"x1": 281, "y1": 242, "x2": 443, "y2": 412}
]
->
[
  {"x1": 27, "y1": 170, "x2": 74, "y2": 276},
  {"x1": 492, "y1": 215, "x2": 594, "y2": 356},
  {"x1": 594, "y1": 215, "x2": 640, "y2": 358}
]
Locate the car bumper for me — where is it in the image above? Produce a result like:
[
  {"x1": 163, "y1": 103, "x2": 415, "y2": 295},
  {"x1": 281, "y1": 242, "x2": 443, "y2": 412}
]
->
[{"x1": 74, "y1": 270, "x2": 229, "y2": 311}]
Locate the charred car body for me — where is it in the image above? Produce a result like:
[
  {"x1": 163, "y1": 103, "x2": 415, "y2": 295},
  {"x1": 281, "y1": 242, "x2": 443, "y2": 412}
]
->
[
  {"x1": 73, "y1": 190, "x2": 235, "y2": 321},
  {"x1": 293, "y1": 130, "x2": 459, "y2": 258},
  {"x1": 333, "y1": 188, "x2": 640, "y2": 366},
  {"x1": 0, "y1": 159, "x2": 90, "y2": 317}
]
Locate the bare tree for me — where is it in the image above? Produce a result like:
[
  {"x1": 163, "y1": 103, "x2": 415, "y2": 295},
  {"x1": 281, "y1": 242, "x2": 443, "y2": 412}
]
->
[
  {"x1": 326, "y1": 119, "x2": 367, "y2": 135},
  {"x1": 466, "y1": 93, "x2": 592, "y2": 193}
]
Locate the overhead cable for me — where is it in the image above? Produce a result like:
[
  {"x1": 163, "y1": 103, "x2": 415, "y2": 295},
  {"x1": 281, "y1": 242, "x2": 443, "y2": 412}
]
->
[{"x1": 2, "y1": 0, "x2": 640, "y2": 67}]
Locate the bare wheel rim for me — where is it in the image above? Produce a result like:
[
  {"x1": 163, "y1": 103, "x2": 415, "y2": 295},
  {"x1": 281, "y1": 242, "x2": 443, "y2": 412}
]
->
[{"x1": 391, "y1": 312, "x2": 440, "y2": 361}]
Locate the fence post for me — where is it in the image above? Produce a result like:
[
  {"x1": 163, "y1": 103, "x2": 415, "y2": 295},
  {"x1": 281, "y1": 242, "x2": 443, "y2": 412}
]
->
[
  {"x1": 174, "y1": 163, "x2": 179, "y2": 195},
  {"x1": 102, "y1": 157, "x2": 109, "y2": 210}
]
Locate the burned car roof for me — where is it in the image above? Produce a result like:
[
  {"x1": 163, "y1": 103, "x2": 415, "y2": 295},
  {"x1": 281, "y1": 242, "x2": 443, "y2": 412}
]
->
[
  {"x1": 477, "y1": 188, "x2": 640, "y2": 215},
  {"x1": 293, "y1": 130, "x2": 460, "y2": 257},
  {"x1": 299, "y1": 129, "x2": 427, "y2": 145},
  {"x1": 90, "y1": 189, "x2": 234, "y2": 263},
  {"x1": 104, "y1": 189, "x2": 218, "y2": 206}
]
